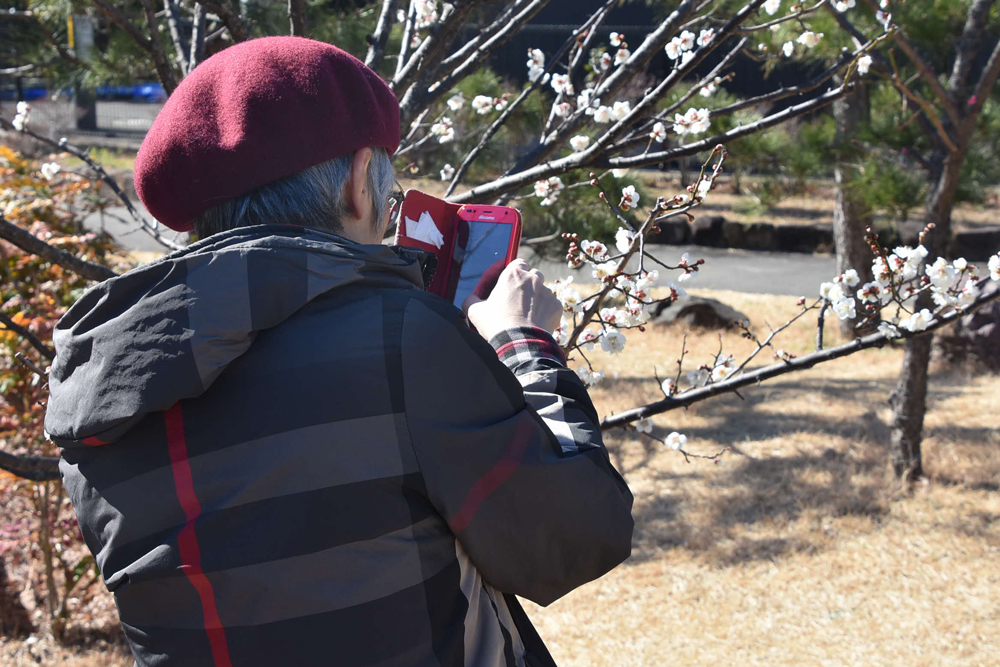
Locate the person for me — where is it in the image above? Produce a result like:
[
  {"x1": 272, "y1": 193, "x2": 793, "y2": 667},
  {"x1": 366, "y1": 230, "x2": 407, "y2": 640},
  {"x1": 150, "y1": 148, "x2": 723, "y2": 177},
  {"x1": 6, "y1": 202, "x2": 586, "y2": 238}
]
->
[{"x1": 44, "y1": 37, "x2": 633, "y2": 667}]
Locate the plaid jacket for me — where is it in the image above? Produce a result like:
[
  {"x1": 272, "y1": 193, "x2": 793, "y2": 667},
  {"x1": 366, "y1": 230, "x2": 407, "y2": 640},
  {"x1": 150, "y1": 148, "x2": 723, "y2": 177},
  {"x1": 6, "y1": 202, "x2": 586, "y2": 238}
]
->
[{"x1": 45, "y1": 225, "x2": 634, "y2": 667}]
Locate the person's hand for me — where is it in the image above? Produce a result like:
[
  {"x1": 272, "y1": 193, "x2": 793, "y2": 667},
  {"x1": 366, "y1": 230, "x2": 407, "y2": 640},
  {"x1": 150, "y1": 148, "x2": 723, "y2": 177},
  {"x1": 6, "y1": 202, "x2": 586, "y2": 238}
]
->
[{"x1": 463, "y1": 259, "x2": 562, "y2": 341}]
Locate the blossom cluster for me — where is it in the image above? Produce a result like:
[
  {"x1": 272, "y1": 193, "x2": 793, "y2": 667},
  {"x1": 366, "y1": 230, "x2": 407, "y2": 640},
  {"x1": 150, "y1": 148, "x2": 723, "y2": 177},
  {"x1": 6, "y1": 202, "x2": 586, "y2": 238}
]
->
[
  {"x1": 11, "y1": 101, "x2": 30, "y2": 131},
  {"x1": 533, "y1": 176, "x2": 565, "y2": 206},
  {"x1": 672, "y1": 107, "x2": 711, "y2": 136}
]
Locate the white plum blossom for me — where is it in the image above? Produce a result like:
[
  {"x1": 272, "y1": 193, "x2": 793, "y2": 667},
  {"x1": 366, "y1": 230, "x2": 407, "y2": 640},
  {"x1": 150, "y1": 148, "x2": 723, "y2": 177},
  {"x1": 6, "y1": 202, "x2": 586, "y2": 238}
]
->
[
  {"x1": 665, "y1": 432, "x2": 687, "y2": 450},
  {"x1": 540, "y1": 194, "x2": 559, "y2": 206},
  {"x1": 635, "y1": 418, "x2": 654, "y2": 434},
  {"x1": 600, "y1": 329, "x2": 627, "y2": 354},
  {"x1": 611, "y1": 168, "x2": 629, "y2": 178},
  {"x1": 577, "y1": 365, "x2": 605, "y2": 386},
  {"x1": 446, "y1": 94, "x2": 465, "y2": 112},
  {"x1": 581, "y1": 240, "x2": 609, "y2": 261},
  {"x1": 569, "y1": 135, "x2": 590, "y2": 152},
  {"x1": 661, "y1": 378, "x2": 677, "y2": 396},
  {"x1": 953, "y1": 257, "x2": 968, "y2": 271},
  {"x1": 783, "y1": 41, "x2": 795, "y2": 57},
  {"x1": 594, "y1": 106, "x2": 613, "y2": 123},
  {"x1": 495, "y1": 99, "x2": 508, "y2": 112},
  {"x1": 678, "y1": 31, "x2": 696, "y2": 51},
  {"x1": 620, "y1": 185, "x2": 640, "y2": 211},
  {"x1": 857, "y1": 55, "x2": 872, "y2": 75},
  {"x1": 550, "y1": 73, "x2": 573, "y2": 96},
  {"x1": 413, "y1": 0, "x2": 438, "y2": 29},
  {"x1": 598, "y1": 52, "x2": 612, "y2": 71},
  {"x1": 439, "y1": 164, "x2": 455, "y2": 181},
  {"x1": 695, "y1": 178, "x2": 712, "y2": 199},
  {"x1": 711, "y1": 355, "x2": 736, "y2": 382},
  {"x1": 680, "y1": 50, "x2": 696, "y2": 67},
  {"x1": 797, "y1": 31, "x2": 824, "y2": 48},
  {"x1": 611, "y1": 100, "x2": 631, "y2": 121},
  {"x1": 610, "y1": 32, "x2": 624, "y2": 47},
  {"x1": 954, "y1": 279, "x2": 979, "y2": 309},
  {"x1": 697, "y1": 29, "x2": 716, "y2": 47},
  {"x1": 900, "y1": 309, "x2": 933, "y2": 332},
  {"x1": 820, "y1": 281, "x2": 845, "y2": 302},
  {"x1": 16, "y1": 100, "x2": 29, "y2": 115},
  {"x1": 12, "y1": 101, "x2": 30, "y2": 131},
  {"x1": 650, "y1": 121, "x2": 668, "y2": 142},
  {"x1": 989, "y1": 254, "x2": 1000, "y2": 280},
  {"x1": 472, "y1": 95, "x2": 494, "y2": 114},
  {"x1": 841, "y1": 269, "x2": 860, "y2": 287},
  {"x1": 615, "y1": 227, "x2": 635, "y2": 253},
  {"x1": 615, "y1": 48, "x2": 631, "y2": 66},
  {"x1": 636, "y1": 270, "x2": 658, "y2": 291},
  {"x1": 40, "y1": 162, "x2": 61, "y2": 181},
  {"x1": 430, "y1": 117, "x2": 454, "y2": 143},
  {"x1": 700, "y1": 82, "x2": 717, "y2": 97},
  {"x1": 835, "y1": 0, "x2": 856, "y2": 11},
  {"x1": 763, "y1": 0, "x2": 782, "y2": 15},
  {"x1": 673, "y1": 107, "x2": 711, "y2": 135},
  {"x1": 665, "y1": 38, "x2": 683, "y2": 60},
  {"x1": 527, "y1": 49, "x2": 545, "y2": 82},
  {"x1": 857, "y1": 281, "x2": 890, "y2": 305},
  {"x1": 577, "y1": 88, "x2": 597, "y2": 111},
  {"x1": 926, "y1": 256, "x2": 957, "y2": 288},
  {"x1": 878, "y1": 321, "x2": 901, "y2": 338},
  {"x1": 592, "y1": 260, "x2": 617, "y2": 282},
  {"x1": 832, "y1": 297, "x2": 857, "y2": 320},
  {"x1": 554, "y1": 102, "x2": 572, "y2": 117}
]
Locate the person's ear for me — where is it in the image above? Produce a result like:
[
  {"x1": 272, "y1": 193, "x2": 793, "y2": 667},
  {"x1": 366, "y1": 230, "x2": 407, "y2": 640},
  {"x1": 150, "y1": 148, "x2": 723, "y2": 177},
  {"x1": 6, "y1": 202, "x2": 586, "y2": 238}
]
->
[{"x1": 345, "y1": 148, "x2": 373, "y2": 222}]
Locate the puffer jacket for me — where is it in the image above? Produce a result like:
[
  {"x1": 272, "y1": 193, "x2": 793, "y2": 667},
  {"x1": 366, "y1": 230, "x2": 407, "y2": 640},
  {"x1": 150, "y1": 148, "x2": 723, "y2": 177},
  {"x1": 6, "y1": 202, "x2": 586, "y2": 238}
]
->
[{"x1": 44, "y1": 224, "x2": 634, "y2": 667}]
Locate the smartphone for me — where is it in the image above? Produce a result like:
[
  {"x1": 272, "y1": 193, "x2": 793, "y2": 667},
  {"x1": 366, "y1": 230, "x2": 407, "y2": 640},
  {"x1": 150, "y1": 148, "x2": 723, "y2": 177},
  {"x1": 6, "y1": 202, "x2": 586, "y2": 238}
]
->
[
  {"x1": 395, "y1": 190, "x2": 521, "y2": 307},
  {"x1": 450, "y1": 204, "x2": 522, "y2": 308}
]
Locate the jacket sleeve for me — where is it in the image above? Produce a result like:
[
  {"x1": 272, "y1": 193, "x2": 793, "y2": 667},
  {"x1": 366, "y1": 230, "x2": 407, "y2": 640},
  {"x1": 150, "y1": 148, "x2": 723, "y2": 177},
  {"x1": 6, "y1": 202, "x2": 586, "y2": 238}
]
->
[{"x1": 399, "y1": 296, "x2": 634, "y2": 606}]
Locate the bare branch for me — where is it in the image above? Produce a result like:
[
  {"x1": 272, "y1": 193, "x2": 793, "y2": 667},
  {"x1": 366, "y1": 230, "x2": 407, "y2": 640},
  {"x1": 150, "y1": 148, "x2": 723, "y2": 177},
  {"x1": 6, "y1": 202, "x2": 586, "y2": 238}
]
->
[
  {"x1": 200, "y1": 0, "x2": 249, "y2": 42},
  {"x1": 945, "y1": 0, "x2": 995, "y2": 109},
  {"x1": 365, "y1": 0, "x2": 400, "y2": 70},
  {"x1": 0, "y1": 215, "x2": 117, "y2": 283},
  {"x1": 0, "y1": 117, "x2": 185, "y2": 251},
  {"x1": 887, "y1": 29, "x2": 961, "y2": 131},
  {"x1": 189, "y1": 2, "x2": 208, "y2": 69},
  {"x1": 966, "y1": 34, "x2": 1000, "y2": 126},
  {"x1": 163, "y1": 0, "x2": 190, "y2": 76},
  {"x1": 741, "y1": 0, "x2": 829, "y2": 32},
  {"x1": 288, "y1": 0, "x2": 308, "y2": 37},
  {"x1": 0, "y1": 313, "x2": 55, "y2": 360},
  {"x1": 0, "y1": 449, "x2": 60, "y2": 482},
  {"x1": 601, "y1": 278, "x2": 1000, "y2": 429}
]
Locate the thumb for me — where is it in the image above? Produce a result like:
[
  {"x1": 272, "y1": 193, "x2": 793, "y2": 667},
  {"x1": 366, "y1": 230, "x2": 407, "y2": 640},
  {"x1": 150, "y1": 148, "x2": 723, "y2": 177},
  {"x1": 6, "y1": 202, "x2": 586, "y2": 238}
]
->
[{"x1": 462, "y1": 293, "x2": 484, "y2": 319}]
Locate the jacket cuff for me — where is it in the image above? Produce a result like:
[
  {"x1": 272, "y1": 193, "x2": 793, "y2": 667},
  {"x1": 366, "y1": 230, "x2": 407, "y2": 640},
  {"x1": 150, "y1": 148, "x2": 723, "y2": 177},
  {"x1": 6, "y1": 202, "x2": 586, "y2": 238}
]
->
[{"x1": 489, "y1": 327, "x2": 566, "y2": 370}]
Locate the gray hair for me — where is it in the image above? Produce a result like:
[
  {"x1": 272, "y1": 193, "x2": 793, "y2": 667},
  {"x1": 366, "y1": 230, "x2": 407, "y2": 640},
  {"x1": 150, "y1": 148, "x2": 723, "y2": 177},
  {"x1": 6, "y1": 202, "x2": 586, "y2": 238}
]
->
[{"x1": 192, "y1": 148, "x2": 395, "y2": 239}]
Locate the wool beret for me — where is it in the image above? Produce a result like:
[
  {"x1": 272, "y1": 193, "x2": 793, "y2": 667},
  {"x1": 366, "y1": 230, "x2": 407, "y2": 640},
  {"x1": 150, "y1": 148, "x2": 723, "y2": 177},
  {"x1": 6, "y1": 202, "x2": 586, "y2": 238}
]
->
[{"x1": 134, "y1": 36, "x2": 400, "y2": 232}]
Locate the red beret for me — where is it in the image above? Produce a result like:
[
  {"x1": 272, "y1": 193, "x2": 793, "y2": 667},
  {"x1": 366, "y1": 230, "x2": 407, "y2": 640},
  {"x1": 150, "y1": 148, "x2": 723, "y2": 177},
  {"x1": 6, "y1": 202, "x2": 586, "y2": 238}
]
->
[{"x1": 134, "y1": 37, "x2": 400, "y2": 232}]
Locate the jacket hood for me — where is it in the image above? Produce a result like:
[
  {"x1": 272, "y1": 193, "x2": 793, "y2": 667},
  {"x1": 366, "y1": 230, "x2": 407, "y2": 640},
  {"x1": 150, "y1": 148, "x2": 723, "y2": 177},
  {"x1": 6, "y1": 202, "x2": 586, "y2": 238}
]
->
[{"x1": 45, "y1": 225, "x2": 425, "y2": 449}]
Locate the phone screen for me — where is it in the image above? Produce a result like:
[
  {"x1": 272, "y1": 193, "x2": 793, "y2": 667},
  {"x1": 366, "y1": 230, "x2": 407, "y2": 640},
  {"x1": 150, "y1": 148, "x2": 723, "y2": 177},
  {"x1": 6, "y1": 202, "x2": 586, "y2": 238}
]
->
[{"x1": 452, "y1": 220, "x2": 514, "y2": 307}]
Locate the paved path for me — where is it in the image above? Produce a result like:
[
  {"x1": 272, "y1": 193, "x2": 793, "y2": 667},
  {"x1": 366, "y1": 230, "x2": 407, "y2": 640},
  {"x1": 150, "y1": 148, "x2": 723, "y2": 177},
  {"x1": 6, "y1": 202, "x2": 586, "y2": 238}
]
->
[
  {"x1": 521, "y1": 244, "x2": 837, "y2": 297},
  {"x1": 83, "y1": 204, "x2": 837, "y2": 296}
]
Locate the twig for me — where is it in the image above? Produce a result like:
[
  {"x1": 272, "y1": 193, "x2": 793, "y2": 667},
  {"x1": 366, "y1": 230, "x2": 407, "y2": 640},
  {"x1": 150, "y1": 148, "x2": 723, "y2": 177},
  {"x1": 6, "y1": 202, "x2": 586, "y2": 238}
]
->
[
  {"x1": 600, "y1": 277, "x2": 1000, "y2": 429},
  {"x1": 15, "y1": 352, "x2": 48, "y2": 377},
  {"x1": 0, "y1": 313, "x2": 55, "y2": 360},
  {"x1": 365, "y1": 0, "x2": 400, "y2": 70},
  {"x1": 0, "y1": 214, "x2": 118, "y2": 283},
  {"x1": 816, "y1": 300, "x2": 829, "y2": 350}
]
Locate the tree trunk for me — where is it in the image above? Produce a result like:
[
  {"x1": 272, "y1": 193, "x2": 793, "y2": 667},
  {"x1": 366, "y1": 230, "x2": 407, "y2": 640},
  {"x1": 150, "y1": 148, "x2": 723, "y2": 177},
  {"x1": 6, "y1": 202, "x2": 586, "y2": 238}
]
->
[
  {"x1": 832, "y1": 78, "x2": 874, "y2": 338},
  {"x1": 887, "y1": 151, "x2": 964, "y2": 478}
]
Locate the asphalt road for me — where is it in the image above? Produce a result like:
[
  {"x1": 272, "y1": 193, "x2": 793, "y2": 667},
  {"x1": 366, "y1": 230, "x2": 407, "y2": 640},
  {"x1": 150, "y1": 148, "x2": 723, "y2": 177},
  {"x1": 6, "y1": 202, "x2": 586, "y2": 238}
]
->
[
  {"x1": 83, "y1": 204, "x2": 838, "y2": 296},
  {"x1": 521, "y1": 244, "x2": 837, "y2": 297}
]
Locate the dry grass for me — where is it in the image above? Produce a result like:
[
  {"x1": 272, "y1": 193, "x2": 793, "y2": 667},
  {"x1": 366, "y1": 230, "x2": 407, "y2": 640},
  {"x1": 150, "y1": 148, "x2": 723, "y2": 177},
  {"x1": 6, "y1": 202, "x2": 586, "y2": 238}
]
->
[
  {"x1": 524, "y1": 288, "x2": 1000, "y2": 666},
  {"x1": 4, "y1": 290, "x2": 997, "y2": 666}
]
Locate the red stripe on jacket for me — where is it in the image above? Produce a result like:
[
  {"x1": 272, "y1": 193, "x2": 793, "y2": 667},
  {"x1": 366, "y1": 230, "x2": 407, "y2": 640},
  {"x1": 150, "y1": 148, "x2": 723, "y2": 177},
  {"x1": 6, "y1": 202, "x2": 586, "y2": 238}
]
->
[
  {"x1": 165, "y1": 403, "x2": 234, "y2": 667},
  {"x1": 449, "y1": 415, "x2": 535, "y2": 533}
]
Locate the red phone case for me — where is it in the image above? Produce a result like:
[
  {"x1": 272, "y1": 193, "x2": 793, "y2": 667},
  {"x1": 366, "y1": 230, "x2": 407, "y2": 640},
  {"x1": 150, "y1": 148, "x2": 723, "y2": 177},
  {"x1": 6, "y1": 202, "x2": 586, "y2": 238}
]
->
[{"x1": 395, "y1": 190, "x2": 521, "y2": 303}]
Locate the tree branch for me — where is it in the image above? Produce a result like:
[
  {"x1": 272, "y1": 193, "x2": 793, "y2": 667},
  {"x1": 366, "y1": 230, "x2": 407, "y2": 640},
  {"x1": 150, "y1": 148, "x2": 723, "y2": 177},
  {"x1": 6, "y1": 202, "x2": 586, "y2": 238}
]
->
[
  {"x1": 0, "y1": 313, "x2": 55, "y2": 360},
  {"x1": 0, "y1": 449, "x2": 60, "y2": 482},
  {"x1": 945, "y1": 0, "x2": 996, "y2": 108},
  {"x1": 288, "y1": 0, "x2": 308, "y2": 37},
  {"x1": 966, "y1": 34, "x2": 1000, "y2": 126},
  {"x1": 189, "y1": 2, "x2": 208, "y2": 70},
  {"x1": 600, "y1": 278, "x2": 1000, "y2": 429},
  {"x1": 0, "y1": 215, "x2": 118, "y2": 283},
  {"x1": 365, "y1": 0, "x2": 400, "y2": 71},
  {"x1": 163, "y1": 0, "x2": 190, "y2": 76},
  {"x1": 888, "y1": 29, "x2": 961, "y2": 131},
  {"x1": 200, "y1": 0, "x2": 249, "y2": 42}
]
